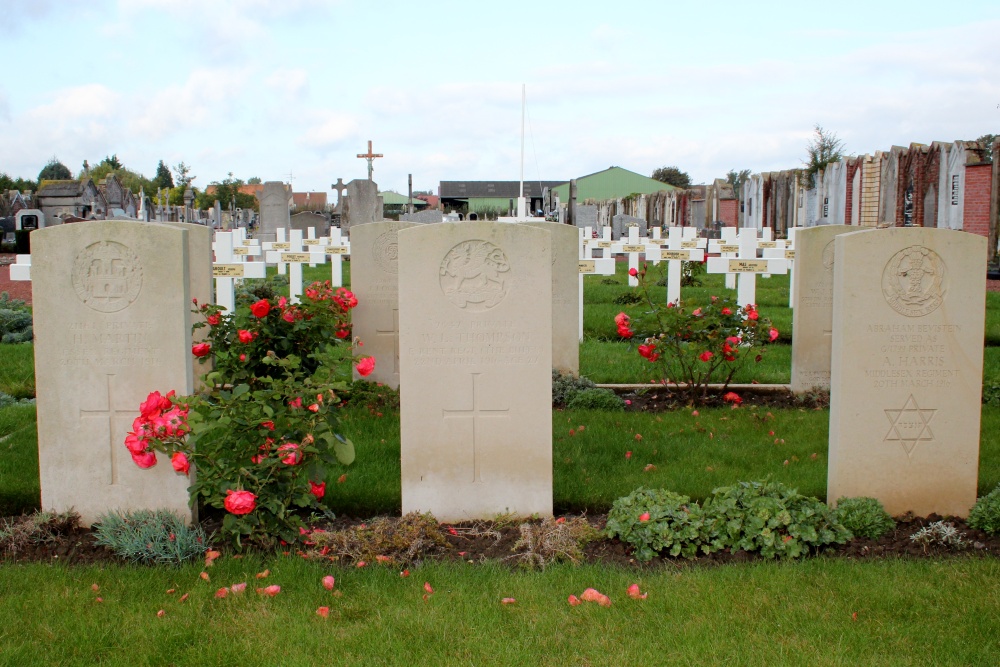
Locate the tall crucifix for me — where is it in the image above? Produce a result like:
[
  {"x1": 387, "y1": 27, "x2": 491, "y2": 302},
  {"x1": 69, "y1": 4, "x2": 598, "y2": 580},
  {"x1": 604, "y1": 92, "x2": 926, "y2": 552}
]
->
[{"x1": 356, "y1": 140, "x2": 383, "y2": 181}]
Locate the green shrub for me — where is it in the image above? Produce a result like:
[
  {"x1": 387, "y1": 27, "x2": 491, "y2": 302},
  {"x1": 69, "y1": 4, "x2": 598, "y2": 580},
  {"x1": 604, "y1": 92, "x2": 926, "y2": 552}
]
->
[
  {"x1": 968, "y1": 484, "x2": 1000, "y2": 535},
  {"x1": 346, "y1": 379, "x2": 400, "y2": 412},
  {"x1": 834, "y1": 497, "x2": 895, "y2": 539},
  {"x1": 612, "y1": 291, "x2": 643, "y2": 305},
  {"x1": 551, "y1": 369, "x2": 595, "y2": 407},
  {"x1": 0, "y1": 391, "x2": 34, "y2": 409},
  {"x1": 703, "y1": 480, "x2": 851, "y2": 559},
  {"x1": 0, "y1": 292, "x2": 32, "y2": 344},
  {"x1": 566, "y1": 387, "x2": 625, "y2": 411},
  {"x1": 93, "y1": 510, "x2": 210, "y2": 565},
  {"x1": 605, "y1": 488, "x2": 713, "y2": 561}
]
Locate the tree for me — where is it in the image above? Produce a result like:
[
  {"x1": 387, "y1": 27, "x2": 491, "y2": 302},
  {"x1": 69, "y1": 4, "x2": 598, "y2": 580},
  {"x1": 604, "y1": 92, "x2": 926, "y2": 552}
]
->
[
  {"x1": 37, "y1": 157, "x2": 72, "y2": 182},
  {"x1": 803, "y1": 125, "x2": 845, "y2": 186},
  {"x1": 173, "y1": 161, "x2": 195, "y2": 188},
  {"x1": 101, "y1": 154, "x2": 123, "y2": 170},
  {"x1": 197, "y1": 173, "x2": 258, "y2": 212},
  {"x1": 651, "y1": 166, "x2": 692, "y2": 189},
  {"x1": 725, "y1": 169, "x2": 752, "y2": 197},
  {"x1": 0, "y1": 172, "x2": 37, "y2": 194},
  {"x1": 246, "y1": 176, "x2": 262, "y2": 185},
  {"x1": 974, "y1": 133, "x2": 997, "y2": 164},
  {"x1": 153, "y1": 160, "x2": 174, "y2": 190},
  {"x1": 80, "y1": 160, "x2": 155, "y2": 195}
]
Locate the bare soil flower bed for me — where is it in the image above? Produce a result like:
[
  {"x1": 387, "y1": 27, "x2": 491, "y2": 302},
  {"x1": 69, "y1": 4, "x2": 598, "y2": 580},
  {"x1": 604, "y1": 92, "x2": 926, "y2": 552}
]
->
[{"x1": 4, "y1": 512, "x2": 998, "y2": 570}]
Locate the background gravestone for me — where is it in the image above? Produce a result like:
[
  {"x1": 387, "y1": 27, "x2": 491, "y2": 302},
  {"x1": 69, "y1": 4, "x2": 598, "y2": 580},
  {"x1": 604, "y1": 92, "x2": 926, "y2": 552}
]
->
[
  {"x1": 290, "y1": 211, "x2": 329, "y2": 237},
  {"x1": 398, "y1": 222, "x2": 553, "y2": 521},
  {"x1": 612, "y1": 214, "x2": 647, "y2": 240},
  {"x1": 351, "y1": 220, "x2": 416, "y2": 389},
  {"x1": 828, "y1": 227, "x2": 986, "y2": 517},
  {"x1": 342, "y1": 179, "x2": 380, "y2": 234},
  {"x1": 574, "y1": 205, "x2": 598, "y2": 230},
  {"x1": 400, "y1": 210, "x2": 444, "y2": 224},
  {"x1": 32, "y1": 220, "x2": 195, "y2": 525},
  {"x1": 521, "y1": 221, "x2": 579, "y2": 376},
  {"x1": 790, "y1": 224, "x2": 853, "y2": 392},
  {"x1": 257, "y1": 181, "x2": 290, "y2": 244}
]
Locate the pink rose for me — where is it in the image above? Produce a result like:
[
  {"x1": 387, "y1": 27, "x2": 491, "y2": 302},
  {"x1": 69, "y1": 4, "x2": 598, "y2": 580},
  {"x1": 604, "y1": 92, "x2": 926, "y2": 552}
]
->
[
  {"x1": 224, "y1": 489, "x2": 256, "y2": 515},
  {"x1": 721, "y1": 307, "x2": 732, "y2": 315},
  {"x1": 310, "y1": 481, "x2": 326, "y2": 500},
  {"x1": 614, "y1": 312, "x2": 630, "y2": 327},
  {"x1": 638, "y1": 512, "x2": 650, "y2": 522},
  {"x1": 699, "y1": 350, "x2": 713, "y2": 362},
  {"x1": 206, "y1": 314, "x2": 221, "y2": 326},
  {"x1": 238, "y1": 330, "x2": 254, "y2": 344},
  {"x1": 191, "y1": 343, "x2": 211, "y2": 358},
  {"x1": 277, "y1": 443, "x2": 301, "y2": 465},
  {"x1": 769, "y1": 327, "x2": 779, "y2": 342},
  {"x1": 170, "y1": 452, "x2": 190, "y2": 475},
  {"x1": 131, "y1": 450, "x2": 157, "y2": 469},
  {"x1": 322, "y1": 575, "x2": 335, "y2": 591},
  {"x1": 250, "y1": 300, "x2": 271, "y2": 318},
  {"x1": 628, "y1": 267, "x2": 638, "y2": 277},
  {"x1": 125, "y1": 432, "x2": 149, "y2": 455},
  {"x1": 355, "y1": 357, "x2": 376, "y2": 377}
]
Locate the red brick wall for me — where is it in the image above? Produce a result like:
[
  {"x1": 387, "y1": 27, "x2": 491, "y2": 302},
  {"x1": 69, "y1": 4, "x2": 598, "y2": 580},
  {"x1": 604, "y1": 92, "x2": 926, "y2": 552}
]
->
[
  {"x1": 845, "y1": 160, "x2": 861, "y2": 225},
  {"x1": 719, "y1": 199, "x2": 738, "y2": 226},
  {"x1": 964, "y1": 164, "x2": 992, "y2": 237}
]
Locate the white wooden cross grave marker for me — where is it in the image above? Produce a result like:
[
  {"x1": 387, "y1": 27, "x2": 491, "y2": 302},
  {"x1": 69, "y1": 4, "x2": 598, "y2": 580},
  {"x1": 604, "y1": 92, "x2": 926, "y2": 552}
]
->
[
  {"x1": 658, "y1": 227, "x2": 706, "y2": 305},
  {"x1": 263, "y1": 229, "x2": 327, "y2": 304},
  {"x1": 261, "y1": 228, "x2": 291, "y2": 275},
  {"x1": 706, "y1": 228, "x2": 788, "y2": 309},
  {"x1": 229, "y1": 227, "x2": 261, "y2": 262},
  {"x1": 577, "y1": 231, "x2": 616, "y2": 341},
  {"x1": 321, "y1": 228, "x2": 351, "y2": 287},
  {"x1": 610, "y1": 226, "x2": 660, "y2": 287},
  {"x1": 707, "y1": 227, "x2": 740, "y2": 289},
  {"x1": 763, "y1": 227, "x2": 797, "y2": 307},
  {"x1": 213, "y1": 231, "x2": 266, "y2": 313}
]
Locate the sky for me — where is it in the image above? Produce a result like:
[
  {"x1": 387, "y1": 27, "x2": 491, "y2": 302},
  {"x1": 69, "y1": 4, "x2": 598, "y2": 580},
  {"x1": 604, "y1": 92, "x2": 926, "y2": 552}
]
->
[{"x1": 3, "y1": 0, "x2": 999, "y2": 197}]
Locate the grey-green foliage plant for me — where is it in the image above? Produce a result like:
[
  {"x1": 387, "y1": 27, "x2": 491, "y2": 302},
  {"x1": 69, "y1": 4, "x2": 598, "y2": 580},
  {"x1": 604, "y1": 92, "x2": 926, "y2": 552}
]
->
[
  {"x1": 0, "y1": 292, "x2": 32, "y2": 344},
  {"x1": 0, "y1": 391, "x2": 34, "y2": 408},
  {"x1": 565, "y1": 387, "x2": 625, "y2": 411},
  {"x1": 93, "y1": 510, "x2": 210, "y2": 565},
  {"x1": 703, "y1": 480, "x2": 851, "y2": 559},
  {"x1": 834, "y1": 496, "x2": 896, "y2": 539},
  {"x1": 552, "y1": 369, "x2": 595, "y2": 406},
  {"x1": 968, "y1": 484, "x2": 1000, "y2": 535},
  {"x1": 605, "y1": 488, "x2": 713, "y2": 561},
  {"x1": 909, "y1": 521, "x2": 968, "y2": 551}
]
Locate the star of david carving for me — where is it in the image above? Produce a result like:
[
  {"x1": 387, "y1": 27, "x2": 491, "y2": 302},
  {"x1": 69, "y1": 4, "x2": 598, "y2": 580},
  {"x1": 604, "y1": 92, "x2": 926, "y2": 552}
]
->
[{"x1": 884, "y1": 394, "x2": 936, "y2": 457}]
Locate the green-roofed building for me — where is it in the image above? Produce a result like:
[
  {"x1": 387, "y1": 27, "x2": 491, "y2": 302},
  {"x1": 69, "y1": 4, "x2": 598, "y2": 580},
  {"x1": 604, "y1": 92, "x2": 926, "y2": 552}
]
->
[
  {"x1": 550, "y1": 166, "x2": 679, "y2": 202},
  {"x1": 379, "y1": 191, "x2": 428, "y2": 207}
]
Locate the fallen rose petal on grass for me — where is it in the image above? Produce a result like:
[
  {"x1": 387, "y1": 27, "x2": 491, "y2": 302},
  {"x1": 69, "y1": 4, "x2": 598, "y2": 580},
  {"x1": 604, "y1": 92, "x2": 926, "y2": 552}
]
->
[
  {"x1": 179, "y1": 593, "x2": 189, "y2": 602},
  {"x1": 205, "y1": 550, "x2": 221, "y2": 567},
  {"x1": 316, "y1": 606, "x2": 330, "y2": 618},
  {"x1": 322, "y1": 576, "x2": 336, "y2": 590},
  {"x1": 95, "y1": 597, "x2": 103, "y2": 603},
  {"x1": 400, "y1": 569, "x2": 410, "y2": 578},
  {"x1": 627, "y1": 584, "x2": 648, "y2": 600},
  {"x1": 166, "y1": 589, "x2": 175, "y2": 595},
  {"x1": 199, "y1": 572, "x2": 210, "y2": 582},
  {"x1": 424, "y1": 582, "x2": 434, "y2": 594},
  {"x1": 91, "y1": 583, "x2": 99, "y2": 592},
  {"x1": 156, "y1": 610, "x2": 165, "y2": 617},
  {"x1": 501, "y1": 598, "x2": 516, "y2": 605},
  {"x1": 214, "y1": 588, "x2": 228, "y2": 599},
  {"x1": 356, "y1": 561, "x2": 367, "y2": 568},
  {"x1": 256, "y1": 585, "x2": 281, "y2": 596},
  {"x1": 230, "y1": 583, "x2": 247, "y2": 594},
  {"x1": 644, "y1": 464, "x2": 656, "y2": 472},
  {"x1": 568, "y1": 595, "x2": 582, "y2": 606},
  {"x1": 255, "y1": 569, "x2": 270, "y2": 579},
  {"x1": 376, "y1": 555, "x2": 391, "y2": 563}
]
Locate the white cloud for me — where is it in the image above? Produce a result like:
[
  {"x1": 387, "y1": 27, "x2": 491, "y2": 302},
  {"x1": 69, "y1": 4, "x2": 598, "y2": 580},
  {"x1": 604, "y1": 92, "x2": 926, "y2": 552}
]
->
[
  {"x1": 265, "y1": 69, "x2": 310, "y2": 99},
  {"x1": 296, "y1": 112, "x2": 361, "y2": 151}
]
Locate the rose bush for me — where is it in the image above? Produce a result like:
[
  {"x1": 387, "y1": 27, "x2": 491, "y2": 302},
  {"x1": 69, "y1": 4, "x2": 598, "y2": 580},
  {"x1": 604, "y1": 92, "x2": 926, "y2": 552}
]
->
[
  {"x1": 615, "y1": 262, "x2": 778, "y2": 402},
  {"x1": 125, "y1": 281, "x2": 376, "y2": 547}
]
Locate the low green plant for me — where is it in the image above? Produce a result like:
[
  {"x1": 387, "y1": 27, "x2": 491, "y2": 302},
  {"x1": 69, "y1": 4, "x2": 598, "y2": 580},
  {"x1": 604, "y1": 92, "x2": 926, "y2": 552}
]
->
[
  {"x1": 967, "y1": 484, "x2": 1000, "y2": 535},
  {"x1": 565, "y1": 387, "x2": 625, "y2": 411},
  {"x1": 509, "y1": 516, "x2": 598, "y2": 569},
  {"x1": 93, "y1": 509, "x2": 210, "y2": 565},
  {"x1": 703, "y1": 480, "x2": 850, "y2": 559},
  {"x1": 605, "y1": 487, "x2": 712, "y2": 561},
  {"x1": 909, "y1": 521, "x2": 968, "y2": 551},
  {"x1": 615, "y1": 266, "x2": 779, "y2": 402},
  {"x1": 345, "y1": 379, "x2": 400, "y2": 413},
  {"x1": 612, "y1": 291, "x2": 643, "y2": 306},
  {"x1": 551, "y1": 369, "x2": 596, "y2": 407},
  {"x1": 0, "y1": 510, "x2": 79, "y2": 556},
  {"x1": 0, "y1": 292, "x2": 32, "y2": 344},
  {"x1": 0, "y1": 391, "x2": 33, "y2": 408},
  {"x1": 681, "y1": 259, "x2": 706, "y2": 287},
  {"x1": 834, "y1": 496, "x2": 896, "y2": 539}
]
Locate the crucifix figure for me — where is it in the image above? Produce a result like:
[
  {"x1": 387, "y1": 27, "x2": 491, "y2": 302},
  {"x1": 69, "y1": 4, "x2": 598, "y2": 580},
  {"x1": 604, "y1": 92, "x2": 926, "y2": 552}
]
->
[
  {"x1": 79, "y1": 374, "x2": 138, "y2": 486},
  {"x1": 442, "y1": 373, "x2": 509, "y2": 483},
  {"x1": 356, "y1": 140, "x2": 383, "y2": 181}
]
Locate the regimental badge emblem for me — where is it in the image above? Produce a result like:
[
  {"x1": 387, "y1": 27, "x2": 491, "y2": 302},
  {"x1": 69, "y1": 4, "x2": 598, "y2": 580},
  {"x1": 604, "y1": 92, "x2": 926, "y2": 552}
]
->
[
  {"x1": 373, "y1": 229, "x2": 400, "y2": 274},
  {"x1": 881, "y1": 245, "x2": 945, "y2": 318},
  {"x1": 439, "y1": 240, "x2": 511, "y2": 311},
  {"x1": 821, "y1": 239, "x2": 836, "y2": 271},
  {"x1": 72, "y1": 241, "x2": 143, "y2": 313},
  {"x1": 883, "y1": 394, "x2": 936, "y2": 458}
]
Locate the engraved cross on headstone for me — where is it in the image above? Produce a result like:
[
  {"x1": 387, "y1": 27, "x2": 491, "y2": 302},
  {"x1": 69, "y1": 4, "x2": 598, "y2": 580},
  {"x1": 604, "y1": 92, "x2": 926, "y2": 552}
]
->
[
  {"x1": 79, "y1": 374, "x2": 136, "y2": 486},
  {"x1": 442, "y1": 373, "x2": 509, "y2": 483},
  {"x1": 356, "y1": 140, "x2": 383, "y2": 181}
]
